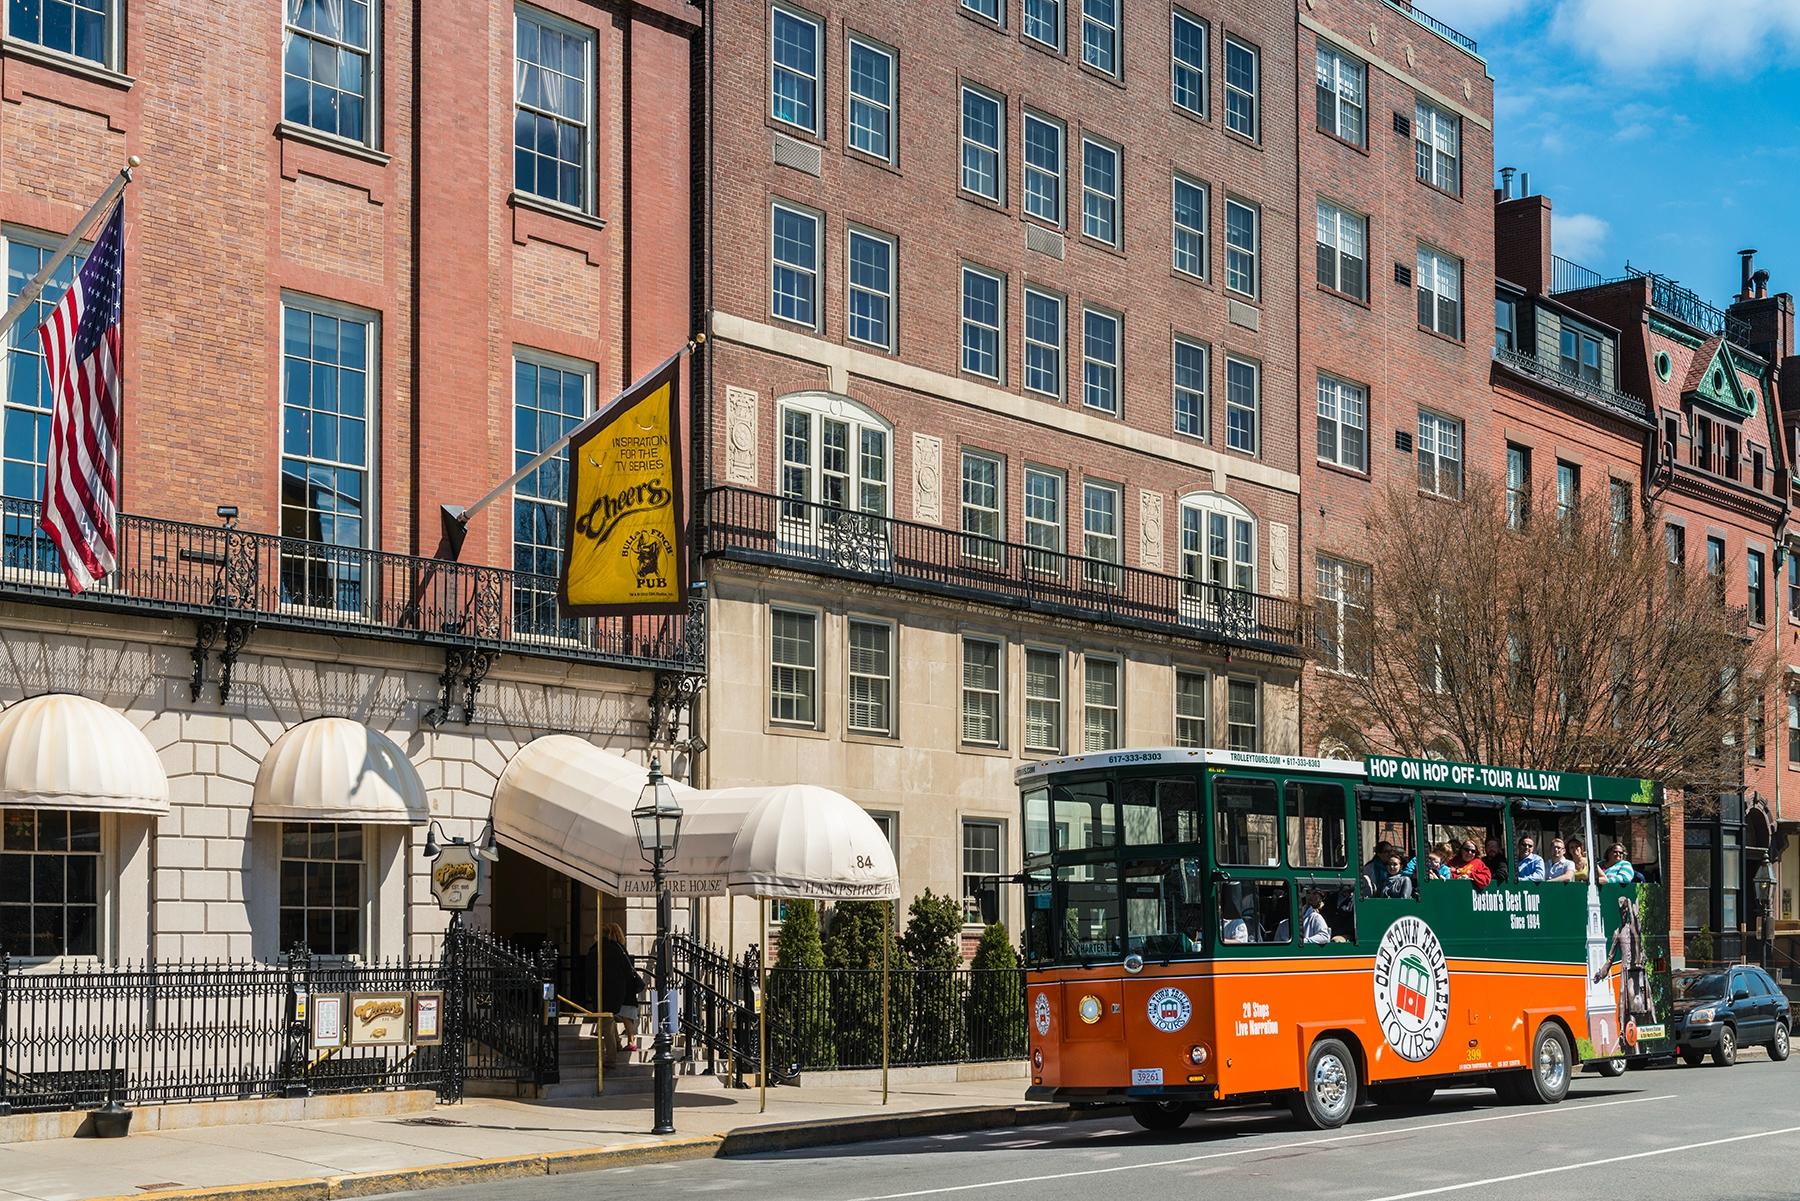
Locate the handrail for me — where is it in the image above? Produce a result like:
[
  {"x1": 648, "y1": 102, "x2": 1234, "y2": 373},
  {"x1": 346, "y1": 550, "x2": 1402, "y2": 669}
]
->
[{"x1": 1492, "y1": 346, "x2": 1651, "y2": 422}]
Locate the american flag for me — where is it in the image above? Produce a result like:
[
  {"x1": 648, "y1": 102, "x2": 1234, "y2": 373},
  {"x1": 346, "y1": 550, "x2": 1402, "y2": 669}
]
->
[{"x1": 36, "y1": 201, "x2": 125, "y2": 594}]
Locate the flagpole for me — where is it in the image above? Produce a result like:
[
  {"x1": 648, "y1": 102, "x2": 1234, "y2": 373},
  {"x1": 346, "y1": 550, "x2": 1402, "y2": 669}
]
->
[{"x1": 0, "y1": 157, "x2": 138, "y2": 343}]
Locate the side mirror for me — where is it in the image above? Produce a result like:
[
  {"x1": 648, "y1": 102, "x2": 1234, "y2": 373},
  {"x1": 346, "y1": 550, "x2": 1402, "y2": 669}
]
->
[{"x1": 1733, "y1": 986, "x2": 1751, "y2": 1001}]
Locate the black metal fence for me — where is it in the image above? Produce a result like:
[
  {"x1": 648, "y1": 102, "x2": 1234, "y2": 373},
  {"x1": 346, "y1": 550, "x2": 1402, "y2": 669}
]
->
[{"x1": 764, "y1": 966, "x2": 1027, "y2": 1073}]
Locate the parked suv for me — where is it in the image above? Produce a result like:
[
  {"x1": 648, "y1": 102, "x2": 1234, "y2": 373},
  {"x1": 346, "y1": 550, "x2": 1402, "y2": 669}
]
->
[{"x1": 1671, "y1": 966, "x2": 1791, "y2": 1067}]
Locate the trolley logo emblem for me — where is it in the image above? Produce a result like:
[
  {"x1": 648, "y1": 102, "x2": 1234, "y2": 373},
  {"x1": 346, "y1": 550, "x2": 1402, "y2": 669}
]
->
[
  {"x1": 1034, "y1": 992, "x2": 1052, "y2": 1037},
  {"x1": 1372, "y1": 917, "x2": 1451, "y2": 1062},
  {"x1": 1146, "y1": 987, "x2": 1193, "y2": 1034}
]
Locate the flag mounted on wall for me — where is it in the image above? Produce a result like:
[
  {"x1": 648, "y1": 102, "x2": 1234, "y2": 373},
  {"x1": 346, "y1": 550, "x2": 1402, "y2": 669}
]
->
[{"x1": 558, "y1": 350, "x2": 688, "y2": 616}]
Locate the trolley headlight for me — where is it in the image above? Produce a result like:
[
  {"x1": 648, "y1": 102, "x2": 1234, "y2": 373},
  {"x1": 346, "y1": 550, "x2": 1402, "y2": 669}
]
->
[
  {"x1": 1189, "y1": 1044, "x2": 1209, "y2": 1066},
  {"x1": 1078, "y1": 994, "x2": 1103, "y2": 1024}
]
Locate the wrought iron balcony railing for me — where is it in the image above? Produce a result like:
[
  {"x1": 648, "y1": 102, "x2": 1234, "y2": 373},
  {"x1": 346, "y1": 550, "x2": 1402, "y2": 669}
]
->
[
  {"x1": 702, "y1": 486, "x2": 1303, "y2": 656},
  {"x1": 1493, "y1": 346, "x2": 1651, "y2": 423},
  {"x1": 1382, "y1": 1, "x2": 1478, "y2": 56},
  {"x1": 0, "y1": 497, "x2": 703, "y2": 674}
]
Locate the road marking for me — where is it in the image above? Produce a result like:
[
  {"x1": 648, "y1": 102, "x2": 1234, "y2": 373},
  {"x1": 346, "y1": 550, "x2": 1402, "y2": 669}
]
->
[
  {"x1": 829, "y1": 1095, "x2": 1672, "y2": 1201},
  {"x1": 1366, "y1": 1124, "x2": 1800, "y2": 1200}
]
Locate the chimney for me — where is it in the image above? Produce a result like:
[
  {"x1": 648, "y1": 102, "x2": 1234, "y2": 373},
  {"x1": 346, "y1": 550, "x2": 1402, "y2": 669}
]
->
[
  {"x1": 1754, "y1": 269, "x2": 1769, "y2": 300},
  {"x1": 1739, "y1": 249, "x2": 1757, "y2": 302},
  {"x1": 1520, "y1": 171, "x2": 1531, "y2": 198},
  {"x1": 1498, "y1": 166, "x2": 1516, "y2": 200},
  {"x1": 1727, "y1": 257, "x2": 1794, "y2": 364},
  {"x1": 1495, "y1": 189, "x2": 1552, "y2": 295}
]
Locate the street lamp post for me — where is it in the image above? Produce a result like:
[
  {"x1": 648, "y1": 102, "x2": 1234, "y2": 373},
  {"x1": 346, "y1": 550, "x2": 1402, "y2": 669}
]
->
[
  {"x1": 1753, "y1": 858, "x2": 1777, "y2": 971},
  {"x1": 633, "y1": 756, "x2": 684, "y2": 1136}
]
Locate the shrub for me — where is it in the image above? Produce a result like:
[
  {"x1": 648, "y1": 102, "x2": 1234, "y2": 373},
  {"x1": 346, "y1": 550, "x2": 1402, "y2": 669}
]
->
[
  {"x1": 768, "y1": 900, "x2": 833, "y2": 1071},
  {"x1": 822, "y1": 900, "x2": 908, "y2": 1068},
  {"x1": 901, "y1": 890, "x2": 966, "y2": 1063},
  {"x1": 965, "y1": 922, "x2": 1025, "y2": 1060}
]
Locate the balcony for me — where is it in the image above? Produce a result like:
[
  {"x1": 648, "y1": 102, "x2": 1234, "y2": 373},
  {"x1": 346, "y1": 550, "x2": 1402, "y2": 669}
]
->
[
  {"x1": 701, "y1": 487, "x2": 1303, "y2": 656},
  {"x1": 1381, "y1": 1, "x2": 1478, "y2": 56},
  {"x1": 0, "y1": 497, "x2": 704, "y2": 675},
  {"x1": 1492, "y1": 345, "x2": 1651, "y2": 423},
  {"x1": 1550, "y1": 256, "x2": 1752, "y2": 347}
]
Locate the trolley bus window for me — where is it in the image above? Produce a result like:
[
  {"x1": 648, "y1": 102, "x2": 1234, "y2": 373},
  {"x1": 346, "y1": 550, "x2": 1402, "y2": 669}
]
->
[
  {"x1": 1285, "y1": 781, "x2": 1348, "y2": 867},
  {"x1": 1025, "y1": 871, "x2": 1055, "y2": 963},
  {"x1": 1060, "y1": 860, "x2": 1122, "y2": 960},
  {"x1": 1593, "y1": 805, "x2": 1660, "y2": 883},
  {"x1": 1218, "y1": 878, "x2": 1292, "y2": 945},
  {"x1": 1424, "y1": 795, "x2": 1503, "y2": 882},
  {"x1": 1215, "y1": 777, "x2": 1281, "y2": 867},
  {"x1": 1024, "y1": 788, "x2": 1052, "y2": 863},
  {"x1": 1054, "y1": 781, "x2": 1116, "y2": 853},
  {"x1": 1123, "y1": 856, "x2": 1207, "y2": 956},
  {"x1": 1299, "y1": 878, "x2": 1357, "y2": 942},
  {"x1": 1120, "y1": 776, "x2": 1201, "y2": 845}
]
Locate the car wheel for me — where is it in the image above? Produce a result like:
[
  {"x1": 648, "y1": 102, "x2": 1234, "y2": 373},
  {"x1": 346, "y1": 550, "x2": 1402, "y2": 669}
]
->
[
  {"x1": 1368, "y1": 1083, "x2": 1435, "y2": 1107},
  {"x1": 1768, "y1": 1022, "x2": 1791, "y2": 1063},
  {"x1": 1712, "y1": 1025, "x2": 1737, "y2": 1067},
  {"x1": 1680, "y1": 1049, "x2": 1705, "y2": 1067},
  {"x1": 1289, "y1": 1037, "x2": 1358, "y2": 1130},
  {"x1": 1506, "y1": 1022, "x2": 1572, "y2": 1104},
  {"x1": 1128, "y1": 1101, "x2": 1192, "y2": 1132},
  {"x1": 1588, "y1": 1057, "x2": 1626, "y2": 1078}
]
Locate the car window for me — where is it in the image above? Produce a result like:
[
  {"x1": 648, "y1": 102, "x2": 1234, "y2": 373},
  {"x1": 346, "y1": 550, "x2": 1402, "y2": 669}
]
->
[
  {"x1": 1753, "y1": 969, "x2": 1781, "y2": 996},
  {"x1": 1676, "y1": 972, "x2": 1727, "y2": 1001}
]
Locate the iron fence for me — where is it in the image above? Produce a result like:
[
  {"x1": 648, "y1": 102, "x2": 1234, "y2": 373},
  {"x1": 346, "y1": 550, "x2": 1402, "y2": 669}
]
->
[
  {"x1": 764, "y1": 966, "x2": 1027, "y2": 1073},
  {"x1": 1381, "y1": 0, "x2": 1478, "y2": 55},
  {"x1": 1492, "y1": 346, "x2": 1651, "y2": 422}
]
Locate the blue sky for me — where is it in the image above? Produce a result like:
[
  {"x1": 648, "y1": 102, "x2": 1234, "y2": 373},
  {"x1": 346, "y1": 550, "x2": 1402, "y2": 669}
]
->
[{"x1": 1429, "y1": 0, "x2": 1800, "y2": 312}]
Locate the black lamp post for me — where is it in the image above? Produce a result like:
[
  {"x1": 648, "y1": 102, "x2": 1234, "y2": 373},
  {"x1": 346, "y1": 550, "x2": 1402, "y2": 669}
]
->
[
  {"x1": 633, "y1": 755, "x2": 684, "y2": 1136},
  {"x1": 1754, "y1": 858, "x2": 1777, "y2": 971}
]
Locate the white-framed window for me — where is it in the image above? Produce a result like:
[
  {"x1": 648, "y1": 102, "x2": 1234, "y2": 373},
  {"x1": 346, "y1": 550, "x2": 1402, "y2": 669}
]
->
[
  {"x1": 846, "y1": 226, "x2": 895, "y2": 351},
  {"x1": 960, "y1": 85, "x2": 1004, "y2": 201},
  {"x1": 1225, "y1": 355, "x2": 1259, "y2": 455},
  {"x1": 847, "y1": 617, "x2": 895, "y2": 735},
  {"x1": 1174, "y1": 669, "x2": 1208, "y2": 747},
  {"x1": 961, "y1": 819, "x2": 1005, "y2": 925},
  {"x1": 1316, "y1": 373, "x2": 1366, "y2": 472},
  {"x1": 1559, "y1": 326, "x2": 1602, "y2": 384},
  {"x1": 1223, "y1": 34, "x2": 1259, "y2": 140},
  {"x1": 1224, "y1": 197, "x2": 1259, "y2": 299},
  {"x1": 1083, "y1": 655, "x2": 1121, "y2": 751},
  {"x1": 1506, "y1": 443, "x2": 1531, "y2": 530},
  {"x1": 769, "y1": 606, "x2": 819, "y2": 725},
  {"x1": 961, "y1": 265, "x2": 1004, "y2": 380},
  {"x1": 1081, "y1": 480, "x2": 1121, "y2": 587},
  {"x1": 1495, "y1": 295, "x2": 1518, "y2": 352},
  {"x1": 961, "y1": 450, "x2": 1004, "y2": 563},
  {"x1": 1081, "y1": 307, "x2": 1120, "y2": 416},
  {"x1": 1023, "y1": 286, "x2": 1064, "y2": 399},
  {"x1": 1173, "y1": 336, "x2": 1208, "y2": 438},
  {"x1": 1316, "y1": 199, "x2": 1367, "y2": 300},
  {"x1": 770, "y1": 3, "x2": 821, "y2": 134},
  {"x1": 1171, "y1": 10, "x2": 1207, "y2": 116},
  {"x1": 514, "y1": 5, "x2": 594, "y2": 211},
  {"x1": 845, "y1": 34, "x2": 895, "y2": 161},
  {"x1": 6, "y1": 0, "x2": 119, "y2": 69},
  {"x1": 770, "y1": 201, "x2": 820, "y2": 328},
  {"x1": 1315, "y1": 554, "x2": 1371, "y2": 675},
  {"x1": 1556, "y1": 460, "x2": 1580, "y2": 523},
  {"x1": 1023, "y1": 111, "x2": 1064, "y2": 226},
  {"x1": 1415, "y1": 97, "x2": 1461, "y2": 194},
  {"x1": 511, "y1": 350, "x2": 592, "y2": 637},
  {"x1": 1024, "y1": 466, "x2": 1064, "y2": 574},
  {"x1": 1023, "y1": 0, "x2": 1060, "y2": 49},
  {"x1": 1080, "y1": 0, "x2": 1116, "y2": 74},
  {"x1": 1416, "y1": 409, "x2": 1463, "y2": 498},
  {"x1": 1314, "y1": 42, "x2": 1364, "y2": 144},
  {"x1": 1024, "y1": 647, "x2": 1064, "y2": 752},
  {"x1": 1227, "y1": 678, "x2": 1260, "y2": 751},
  {"x1": 1416, "y1": 245, "x2": 1462, "y2": 339},
  {"x1": 1, "y1": 228, "x2": 86, "y2": 575},
  {"x1": 1180, "y1": 492, "x2": 1256, "y2": 596},
  {"x1": 1172, "y1": 173, "x2": 1208, "y2": 280},
  {"x1": 1081, "y1": 137, "x2": 1120, "y2": 246},
  {"x1": 284, "y1": 0, "x2": 378, "y2": 146},
  {"x1": 961, "y1": 635, "x2": 1004, "y2": 746},
  {"x1": 1610, "y1": 478, "x2": 1632, "y2": 550},
  {"x1": 778, "y1": 394, "x2": 892, "y2": 518},
  {"x1": 962, "y1": 0, "x2": 1001, "y2": 22},
  {"x1": 280, "y1": 295, "x2": 376, "y2": 614},
  {"x1": 279, "y1": 821, "x2": 366, "y2": 956},
  {"x1": 1, "y1": 808, "x2": 102, "y2": 957}
]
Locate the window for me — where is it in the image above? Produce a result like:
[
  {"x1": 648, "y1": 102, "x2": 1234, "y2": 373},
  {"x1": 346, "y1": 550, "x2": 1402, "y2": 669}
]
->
[
  {"x1": 1315, "y1": 374, "x2": 1366, "y2": 471},
  {"x1": 770, "y1": 4, "x2": 821, "y2": 133},
  {"x1": 1, "y1": 809, "x2": 100, "y2": 957},
  {"x1": 962, "y1": 0, "x2": 1000, "y2": 21},
  {"x1": 1314, "y1": 44, "x2": 1364, "y2": 144},
  {"x1": 960, "y1": 86, "x2": 1004, "y2": 201},
  {"x1": 846, "y1": 227, "x2": 895, "y2": 350},
  {"x1": 514, "y1": 7, "x2": 593, "y2": 211},
  {"x1": 1080, "y1": 0, "x2": 1116, "y2": 74},
  {"x1": 962, "y1": 820, "x2": 1004, "y2": 925},
  {"x1": 1749, "y1": 700, "x2": 1766, "y2": 761},
  {"x1": 961, "y1": 636, "x2": 1004, "y2": 745},
  {"x1": 1665, "y1": 523, "x2": 1685, "y2": 589},
  {"x1": 1024, "y1": 648, "x2": 1064, "y2": 752},
  {"x1": 1171, "y1": 11, "x2": 1207, "y2": 116},
  {"x1": 1082, "y1": 481, "x2": 1122, "y2": 588},
  {"x1": 279, "y1": 822, "x2": 364, "y2": 956},
  {"x1": 7, "y1": 0, "x2": 116, "y2": 67},
  {"x1": 1789, "y1": 553, "x2": 1800, "y2": 621},
  {"x1": 778, "y1": 396, "x2": 890, "y2": 517},
  {"x1": 512, "y1": 352, "x2": 590, "y2": 637},
  {"x1": 1180, "y1": 494, "x2": 1256, "y2": 598},
  {"x1": 846, "y1": 36, "x2": 894, "y2": 161},
  {"x1": 1083, "y1": 656, "x2": 1121, "y2": 750},
  {"x1": 961, "y1": 266, "x2": 1004, "y2": 379},
  {"x1": 1505, "y1": 443, "x2": 1531, "y2": 530},
  {"x1": 1496, "y1": 296, "x2": 1518, "y2": 352},
  {"x1": 1417, "y1": 410, "x2": 1462, "y2": 499},
  {"x1": 1417, "y1": 246, "x2": 1462, "y2": 338},
  {"x1": 1175, "y1": 670, "x2": 1208, "y2": 747},
  {"x1": 1706, "y1": 535, "x2": 1726, "y2": 603},
  {"x1": 1024, "y1": 467, "x2": 1064, "y2": 573},
  {"x1": 1560, "y1": 327, "x2": 1602, "y2": 384},
  {"x1": 1286, "y1": 782, "x2": 1348, "y2": 868},
  {"x1": 1316, "y1": 200, "x2": 1367, "y2": 300},
  {"x1": 284, "y1": 0, "x2": 377, "y2": 145},
  {"x1": 1223, "y1": 36, "x2": 1259, "y2": 140},
  {"x1": 1225, "y1": 356, "x2": 1259, "y2": 454},
  {"x1": 1556, "y1": 461, "x2": 1580, "y2": 523},
  {"x1": 1082, "y1": 308, "x2": 1120, "y2": 415},
  {"x1": 1023, "y1": 287, "x2": 1064, "y2": 398},
  {"x1": 769, "y1": 608, "x2": 818, "y2": 725},
  {"x1": 1081, "y1": 138, "x2": 1120, "y2": 246},
  {"x1": 1315, "y1": 555, "x2": 1370, "y2": 675},
  {"x1": 1024, "y1": 0, "x2": 1060, "y2": 48},
  {"x1": 961, "y1": 450, "x2": 1004, "y2": 563},
  {"x1": 1227, "y1": 678, "x2": 1259, "y2": 751},
  {"x1": 1173, "y1": 337, "x2": 1208, "y2": 438},
  {"x1": 1749, "y1": 549, "x2": 1766, "y2": 625},
  {"x1": 2, "y1": 231, "x2": 85, "y2": 575},
  {"x1": 280, "y1": 298, "x2": 374, "y2": 613},
  {"x1": 847, "y1": 618, "x2": 894, "y2": 735},
  {"x1": 1789, "y1": 692, "x2": 1799, "y2": 762},
  {"x1": 1023, "y1": 112, "x2": 1064, "y2": 225},
  {"x1": 1224, "y1": 198, "x2": 1259, "y2": 298},
  {"x1": 1172, "y1": 174, "x2": 1208, "y2": 279},
  {"x1": 1414, "y1": 97, "x2": 1461, "y2": 194},
  {"x1": 770, "y1": 202, "x2": 820, "y2": 327}
]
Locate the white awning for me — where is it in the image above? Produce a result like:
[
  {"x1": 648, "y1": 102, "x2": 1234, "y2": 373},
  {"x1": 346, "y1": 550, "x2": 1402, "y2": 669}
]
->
[
  {"x1": 712, "y1": 784, "x2": 900, "y2": 900},
  {"x1": 252, "y1": 718, "x2": 428, "y2": 825},
  {"x1": 0, "y1": 694, "x2": 169, "y2": 816}
]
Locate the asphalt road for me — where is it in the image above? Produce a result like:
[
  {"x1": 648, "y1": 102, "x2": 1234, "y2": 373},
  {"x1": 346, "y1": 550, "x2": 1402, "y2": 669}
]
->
[{"x1": 383, "y1": 1054, "x2": 1799, "y2": 1201}]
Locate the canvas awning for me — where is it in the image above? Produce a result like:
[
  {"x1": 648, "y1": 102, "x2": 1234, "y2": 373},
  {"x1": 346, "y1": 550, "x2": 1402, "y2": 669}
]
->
[
  {"x1": 0, "y1": 694, "x2": 169, "y2": 816},
  {"x1": 252, "y1": 718, "x2": 428, "y2": 825},
  {"x1": 703, "y1": 785, "x2": 900, "y2": 900}
]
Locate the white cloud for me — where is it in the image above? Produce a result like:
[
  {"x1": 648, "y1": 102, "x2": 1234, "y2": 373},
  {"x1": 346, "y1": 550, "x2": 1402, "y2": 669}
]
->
[
  {"x1": 1553, "y1": 212, "x2": 1612, "y2": 263},
  {"x1": 1552, "y1": 0, "x2": 1800, "y2": 73}
]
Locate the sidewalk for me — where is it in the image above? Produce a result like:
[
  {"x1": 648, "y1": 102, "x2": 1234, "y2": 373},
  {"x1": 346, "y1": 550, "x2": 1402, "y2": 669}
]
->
[{"x1": 0, "y1": 1075, "x2": 1072, "y2": 1201}]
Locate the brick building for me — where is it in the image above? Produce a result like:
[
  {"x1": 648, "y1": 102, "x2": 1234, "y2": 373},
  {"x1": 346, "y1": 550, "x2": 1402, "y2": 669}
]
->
[{"x1": 0, "y1": 0, "x2": 702, "y2": 967}]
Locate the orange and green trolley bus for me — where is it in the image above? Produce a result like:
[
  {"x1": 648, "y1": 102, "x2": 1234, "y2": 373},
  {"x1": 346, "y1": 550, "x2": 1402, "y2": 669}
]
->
[{"x1": 1018, "y1": 748, "x2": 1671, "y2": 1131}]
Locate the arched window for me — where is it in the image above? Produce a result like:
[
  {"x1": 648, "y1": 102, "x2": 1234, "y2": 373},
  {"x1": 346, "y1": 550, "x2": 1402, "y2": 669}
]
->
[
  {"x1": 1178, "y1": 492, "x2": 1257, "y2": 594},
  {"x1": 776, "y1": 393, "x2": 892, "y2": 520}
]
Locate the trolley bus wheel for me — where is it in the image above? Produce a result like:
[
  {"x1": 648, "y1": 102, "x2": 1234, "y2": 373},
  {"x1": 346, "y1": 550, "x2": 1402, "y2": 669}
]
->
[
  {"x1": 1128, "y1": 1101, "x2": 1193, "y2": 1132},
  {"x1": 1289, "y1": 1038, "x2": 1359, "y2": 1130},
  {"x1": 1509, "y1": 1022, "x2": 1572, "y2": 1105}
]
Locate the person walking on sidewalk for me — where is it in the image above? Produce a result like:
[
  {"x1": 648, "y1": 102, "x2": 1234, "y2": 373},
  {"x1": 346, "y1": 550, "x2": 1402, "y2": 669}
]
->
[{"x1": 601, "y1": 923, "x2": 644, "y2": 1063}]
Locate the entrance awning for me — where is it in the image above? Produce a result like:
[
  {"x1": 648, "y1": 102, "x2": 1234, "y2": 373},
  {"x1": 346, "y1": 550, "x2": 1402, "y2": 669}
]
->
[
  {"x1": 704, "y1": 785, "x2": 900, "y2": 900},
  {"x1": 0, "y1": 694, "x2": 169, "y2": 816},
  {"x1": 252, "y1": 718, "x2": 428, "y2": 825}
]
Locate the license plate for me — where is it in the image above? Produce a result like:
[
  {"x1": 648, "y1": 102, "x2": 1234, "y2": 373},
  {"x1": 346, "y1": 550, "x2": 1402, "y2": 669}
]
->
[{"x1": 1131, "y1": 1068, "x2": 1163, "y2": 1086}]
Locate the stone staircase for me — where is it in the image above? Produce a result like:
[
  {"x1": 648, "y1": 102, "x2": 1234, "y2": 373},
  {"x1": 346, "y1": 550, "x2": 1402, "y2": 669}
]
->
[{"x1": 533, "y1": 1012, "x2": 727, "y2": 1099}]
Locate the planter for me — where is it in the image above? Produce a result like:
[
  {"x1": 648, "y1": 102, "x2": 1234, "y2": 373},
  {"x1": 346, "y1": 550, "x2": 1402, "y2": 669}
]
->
[{"x1": 85, "y1": 1103, "x2": 132, "y2": 1138}]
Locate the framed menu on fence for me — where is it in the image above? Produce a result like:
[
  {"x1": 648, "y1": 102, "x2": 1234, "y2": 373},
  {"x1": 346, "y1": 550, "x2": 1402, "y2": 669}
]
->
[
  {"x1": 312, "y1": 993, "x2": 346, "y2": 1050},
  {"x1": 412, "y1": 991, "x2": 444, "y2": 1045},
  {"x1": 348, "y1": 994, "x2": 410, "y2": 1046}
]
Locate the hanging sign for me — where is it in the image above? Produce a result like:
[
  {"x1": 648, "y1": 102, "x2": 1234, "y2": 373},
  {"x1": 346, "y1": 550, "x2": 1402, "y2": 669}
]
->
[{"x1": 429, "y1": 844, "x2": 482, "y2": 912}]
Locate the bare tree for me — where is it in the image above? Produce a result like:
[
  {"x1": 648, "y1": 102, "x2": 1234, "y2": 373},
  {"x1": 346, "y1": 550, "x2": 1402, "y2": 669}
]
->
[{"x1": 1307, "y1": 474, "x2": 1770, "y2": 798}]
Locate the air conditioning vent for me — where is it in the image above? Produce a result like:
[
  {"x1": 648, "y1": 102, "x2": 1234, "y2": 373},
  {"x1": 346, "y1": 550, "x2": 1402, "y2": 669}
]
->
[
  {"x1": 1395, "y1": 264, "x2": 1413, "y2": 287},
  {"x1": 1394, "y1": 112, "x2": 1412, "y2": 137},
  {"x1": 772, "y1": 132, "x2": 823, "y2": 176}
]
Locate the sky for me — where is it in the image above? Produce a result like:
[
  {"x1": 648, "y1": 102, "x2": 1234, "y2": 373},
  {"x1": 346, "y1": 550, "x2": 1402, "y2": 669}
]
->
[{"x1": 1428, "y1": 0, "x2": 1800, "y2": 312}]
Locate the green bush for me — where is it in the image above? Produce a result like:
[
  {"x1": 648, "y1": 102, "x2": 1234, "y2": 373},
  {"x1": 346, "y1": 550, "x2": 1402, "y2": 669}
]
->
[
  {"x1": 965, "y1": 923, "x2": 1025, "y2": 1060},
  {"x1": 822, "y1": 900, "x2": 908, "y2": 1068},
  {"x1": 901, "y1": 890, "x2": 966, "y2": 1063},
  {"x1": 768, "y1": 900, "x2": 833, "y2": 1070}
]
